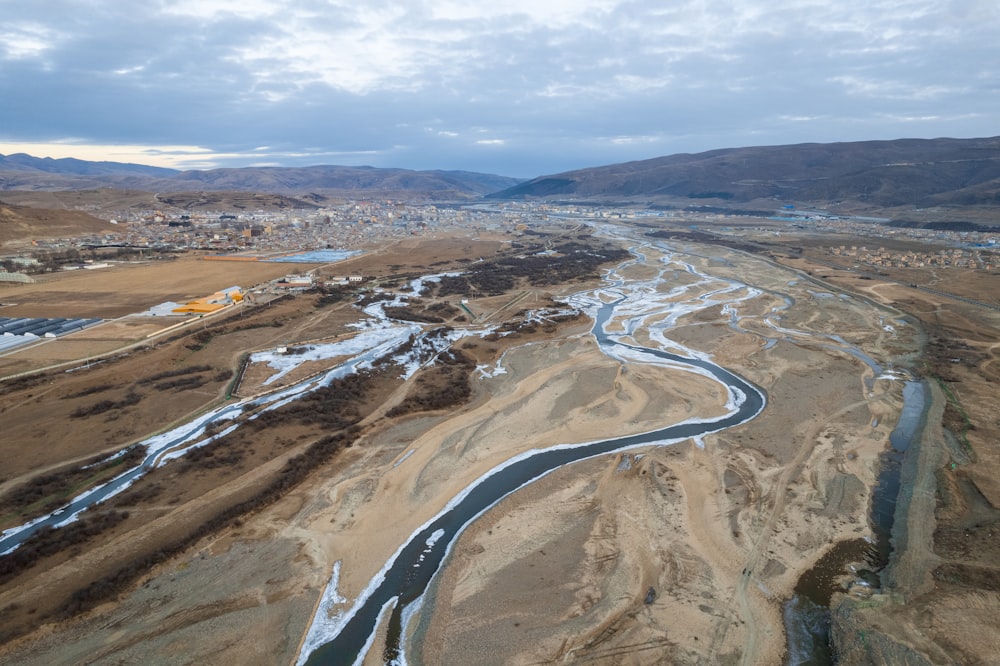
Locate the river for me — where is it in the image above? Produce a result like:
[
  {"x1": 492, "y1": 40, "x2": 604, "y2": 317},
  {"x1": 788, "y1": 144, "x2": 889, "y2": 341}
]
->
[
  {"x1": 7, "y1": 236, "x2": 894, "y2": 664},
  {"x1": 783, "y1": 380, "x2": 929, "y2": 665},
  {"x1": 299, "y1": 278, "x2": 767, "y2": 665}
]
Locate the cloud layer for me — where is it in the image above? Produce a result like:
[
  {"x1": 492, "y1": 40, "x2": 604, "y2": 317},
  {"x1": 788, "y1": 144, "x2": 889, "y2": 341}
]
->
[{"x1": 1, "y1": 1, "x2": 997, "y2": 176}]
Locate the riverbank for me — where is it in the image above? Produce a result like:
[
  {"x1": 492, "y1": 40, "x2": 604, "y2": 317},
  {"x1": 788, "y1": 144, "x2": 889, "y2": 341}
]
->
[
  {"x1": 830, "y1": 344, "x2": 1000, "y2": 665},
  {"x1": 760, "y1": 231, "x2": 1000, "y2": 666}
]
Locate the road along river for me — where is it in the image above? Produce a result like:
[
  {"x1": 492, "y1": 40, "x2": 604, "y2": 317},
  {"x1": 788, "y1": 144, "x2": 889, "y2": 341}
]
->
[{"x1": 298, "y1": 254, "x2": 768, "y2": 665}]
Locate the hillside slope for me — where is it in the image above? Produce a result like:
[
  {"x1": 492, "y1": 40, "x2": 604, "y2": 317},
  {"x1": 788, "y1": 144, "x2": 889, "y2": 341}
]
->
[
  {"x1": 0, "y1": 155, "x2": 520, "y2": 200},
  {"x1": 489, "y1": 137, "x2": 1000, "y2": 209},
  {"x1": 0, "y1": 200, "x2": 113, "y2": 247}
]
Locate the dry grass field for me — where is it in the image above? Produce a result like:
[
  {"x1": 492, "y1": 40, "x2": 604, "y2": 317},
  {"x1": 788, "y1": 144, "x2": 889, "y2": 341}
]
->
[
  {"x1": 0, "y1": 230, "x2": 572, "y2": 649},
  {"x1": 0, "y1": 257, "x2": 294, "y2": 318}
]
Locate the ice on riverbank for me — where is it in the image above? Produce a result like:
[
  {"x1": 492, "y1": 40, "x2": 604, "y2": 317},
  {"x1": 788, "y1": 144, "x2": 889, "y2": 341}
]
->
[{"x1": 295, "y1": 561, "x2": 348, "y2": 666}]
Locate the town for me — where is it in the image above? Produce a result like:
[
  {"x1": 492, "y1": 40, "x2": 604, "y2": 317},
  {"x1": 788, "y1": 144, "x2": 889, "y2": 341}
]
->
[{"x1": 3, "y1": 200, "x2": 998, "y2": 285}]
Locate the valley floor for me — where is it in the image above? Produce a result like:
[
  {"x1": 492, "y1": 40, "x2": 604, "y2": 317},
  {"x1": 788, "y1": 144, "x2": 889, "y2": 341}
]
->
[{"x1": 1, "y1": 223, "x2": 995, "y2": 664}]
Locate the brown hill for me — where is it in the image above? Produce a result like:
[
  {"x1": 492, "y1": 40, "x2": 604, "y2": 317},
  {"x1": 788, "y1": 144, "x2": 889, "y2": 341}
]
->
[
  {"x1": 0, "y1": 189, "x2": 324, "y2": 215},
  {"x1": 489, "y1": 137, "x2": 1000, "y2": 213},
  {"x1": 155, "y1": 191, "x2": 323, "y2": 210},
  {"x1": 0, "y1": 201, "x2": 114, "y2": 248},
  {"x1": 157, "y1": 166, "x2": 518, "y2": 199},
  {"x1": 0, "y1": 155, "x2": 521, "y2": 201}
]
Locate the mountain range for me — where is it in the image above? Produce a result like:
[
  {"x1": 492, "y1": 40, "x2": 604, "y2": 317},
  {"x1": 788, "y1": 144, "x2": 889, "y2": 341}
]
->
[
  {"x1": 3, "y1": 137, "x2": 1000, "y2": 214},
  {"x1": 0, "y1": 155, "x2": 520, "y2": 200}
]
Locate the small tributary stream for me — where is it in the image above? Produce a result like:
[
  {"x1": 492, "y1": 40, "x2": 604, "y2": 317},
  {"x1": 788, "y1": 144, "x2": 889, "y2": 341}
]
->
[
  {"x1": 0, "y1": 327, "x2": 419, "y2": 556},
  {"x1": 784, "y1": 380, "x2": 929, "y2": 664}
]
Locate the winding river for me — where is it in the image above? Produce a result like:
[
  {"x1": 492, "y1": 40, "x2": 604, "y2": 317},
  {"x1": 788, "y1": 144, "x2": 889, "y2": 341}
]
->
[{"x1": 300, "y1": 286, "x2": 767, "y2": 665}]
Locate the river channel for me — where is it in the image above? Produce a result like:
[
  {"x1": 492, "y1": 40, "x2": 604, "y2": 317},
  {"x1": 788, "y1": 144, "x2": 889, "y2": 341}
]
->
[
  {"x1": 0, "y1": 325, "x2": 419, "y2": 555},
  {"x1": 783, "y1": 379, "x2": 929, "y2": 664},
  {"x1": 300, "y1": 284, "x2": 767, "y2": 665}
]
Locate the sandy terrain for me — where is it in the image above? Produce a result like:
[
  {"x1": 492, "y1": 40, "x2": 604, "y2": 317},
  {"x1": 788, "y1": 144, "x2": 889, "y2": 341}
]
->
[
  {"x1": 773, "y1": 242, "x2": 1000, "y2": 665},
  {"x1": 394, "y1": 243, "x2": 915, "y2": 665},
  {"x1": 0, "y1": 224, "x2": 981, "y2": 665}
]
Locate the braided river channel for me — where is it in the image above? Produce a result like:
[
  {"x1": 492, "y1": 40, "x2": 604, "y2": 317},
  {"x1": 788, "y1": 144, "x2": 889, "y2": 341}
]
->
[{"x1": 300, "y1": 279, "x2": 767, "y2": 665}]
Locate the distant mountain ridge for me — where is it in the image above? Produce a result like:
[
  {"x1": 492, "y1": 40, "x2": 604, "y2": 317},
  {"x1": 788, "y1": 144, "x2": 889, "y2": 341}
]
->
[
  {"x1": 161, "y1": 165, "x2": 519, "y2": 197},
  {"x1": 0, "y1": 154, "x2": 521, "y2": 199},
  {"x1": 0, "y1": 153, "x2": 177, "y2": 178},
  {"x1": 5, "y1": 137, "x2": 1000, "y2": 210},
  {"x1": 489, "y1": 137, "x2": 1000, "y2": 209}
]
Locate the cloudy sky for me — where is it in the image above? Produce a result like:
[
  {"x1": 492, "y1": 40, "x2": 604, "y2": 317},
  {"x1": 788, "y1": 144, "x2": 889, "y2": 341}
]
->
[{"x1": 1, "y1": 0, "x2": 997, "y2": 177}]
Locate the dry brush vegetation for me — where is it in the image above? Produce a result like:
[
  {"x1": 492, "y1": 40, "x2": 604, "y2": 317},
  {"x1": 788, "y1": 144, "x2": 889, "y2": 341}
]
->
[{"x1": 0, "y1": 229, "x2": 629, "y2": 648}]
